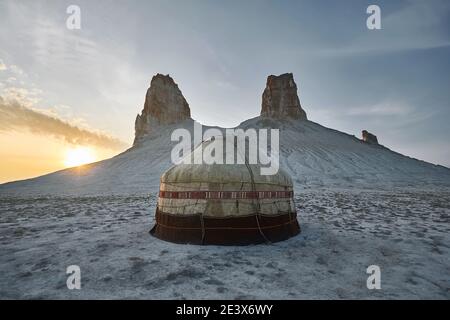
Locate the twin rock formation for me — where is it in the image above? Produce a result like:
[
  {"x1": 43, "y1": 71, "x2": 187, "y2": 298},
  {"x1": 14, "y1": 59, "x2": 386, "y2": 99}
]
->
[
  {"x1": 134, "y1": 73, "x2": 377, "y2": 145},
  {"x1": 134, "y1": 73, "x2": 307, "y2": 143}
]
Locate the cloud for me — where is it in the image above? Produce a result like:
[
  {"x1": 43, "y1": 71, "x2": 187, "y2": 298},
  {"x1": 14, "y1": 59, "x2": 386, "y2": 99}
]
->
[
  {"x1": 0, "y1": 59, "x2": 6, "y2": 71},
  {"x1": 1, "y1": 86, "x2": 42, "y2": 107},
  {"x1": 319, "y1": 0, "x2": 450, "y2": 57},
  {"x1": 348, "y1": 101, "x2": 413, "y2": 116},
  {"x1": 9, "y1": 64, "x2": 24, "y2": 76},
  {"x1": 0, "y1": 97, "x2": 128, "y2": 150}
]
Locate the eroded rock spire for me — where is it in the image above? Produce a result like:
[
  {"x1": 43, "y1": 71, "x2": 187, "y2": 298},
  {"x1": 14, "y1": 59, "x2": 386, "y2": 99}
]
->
[
  {"x1": 134, "y1": 74, "x2": 191, "y2": 143},
  {"x1": 260, "y1": 73, "x2": 307, "y2": 120}
]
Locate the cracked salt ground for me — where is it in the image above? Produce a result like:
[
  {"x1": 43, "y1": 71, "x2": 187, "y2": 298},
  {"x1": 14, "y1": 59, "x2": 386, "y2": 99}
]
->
[{"x1": 0, "y1": 189, "x2": 449, "y2": 299}]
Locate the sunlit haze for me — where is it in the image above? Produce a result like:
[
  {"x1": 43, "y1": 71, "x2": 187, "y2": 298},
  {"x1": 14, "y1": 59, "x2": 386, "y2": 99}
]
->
[{"x1": 64, "y1": 147, "x2": 96, "y2": 168}]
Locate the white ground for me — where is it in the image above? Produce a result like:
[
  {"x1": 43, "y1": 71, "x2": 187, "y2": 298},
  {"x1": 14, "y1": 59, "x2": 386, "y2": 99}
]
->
[
  {"x1": 1, "y1": 118, "x2": 449, "y2": 299},
  {"x1": 0, "y1": 188, "x2": 449, "y2": 299}
]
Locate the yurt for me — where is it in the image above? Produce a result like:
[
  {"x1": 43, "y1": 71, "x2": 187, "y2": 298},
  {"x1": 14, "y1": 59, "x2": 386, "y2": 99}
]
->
[{"x1": 150, "y1": 135, "x2": 300, "y2": 245}]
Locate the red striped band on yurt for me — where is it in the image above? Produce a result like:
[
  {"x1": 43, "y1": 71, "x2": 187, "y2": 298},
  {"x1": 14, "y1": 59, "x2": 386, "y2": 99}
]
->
[{"x1": 158, "y1": 190, "x2": 293, "y2": 199}]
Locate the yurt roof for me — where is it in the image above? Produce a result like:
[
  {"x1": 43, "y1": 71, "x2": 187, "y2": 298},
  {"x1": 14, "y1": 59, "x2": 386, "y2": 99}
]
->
[{"x1": 162, "y1": 135, "x2": 292, "y2": 186}]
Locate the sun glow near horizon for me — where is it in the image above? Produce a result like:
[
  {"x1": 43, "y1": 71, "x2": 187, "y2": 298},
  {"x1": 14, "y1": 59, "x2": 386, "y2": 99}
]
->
[
  {"x1": 64, "y1": 146, "x2": 96, "y2": 168},
  {"x1": 0, "y1": 131, "x2": 116, "y2": 183},
  {"x1": 0, "y1": 130, "x2": 123, "y2": 183}
]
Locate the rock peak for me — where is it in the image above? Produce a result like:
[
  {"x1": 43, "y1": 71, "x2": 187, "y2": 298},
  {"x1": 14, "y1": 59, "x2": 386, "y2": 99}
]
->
[
  {"x1": 134, "y1": 74, "x2": 191, "y2": 143},
  {"x1": 260, "y1": 73, "x2": 307, "y2": 120},
  {"x1": 362, "y1": 130, "x2": 379, "y2": 144}
]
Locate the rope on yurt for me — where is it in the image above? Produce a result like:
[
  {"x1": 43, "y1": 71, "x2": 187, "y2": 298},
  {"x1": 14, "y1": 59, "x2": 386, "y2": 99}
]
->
[
  {"x1": 192, "y1": 197, "x2": 206, "y2": 244},
  {"x1": 199, "y1": 210, "x2": 206, "y2": 245},
  {"x1": 244, "y1": 161, "x2": 271, "y2": 244}
]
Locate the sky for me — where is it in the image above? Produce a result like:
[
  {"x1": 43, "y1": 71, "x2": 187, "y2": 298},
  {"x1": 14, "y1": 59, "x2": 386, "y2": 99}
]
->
[{"x1": 0, "y1": 0, "x2": 449, "y2": 183}]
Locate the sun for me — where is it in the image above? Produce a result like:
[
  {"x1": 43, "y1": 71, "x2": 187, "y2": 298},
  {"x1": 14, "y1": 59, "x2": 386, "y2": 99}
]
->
[{"x1": 64, "y1": 147, "x2": 96, "y2": 167}]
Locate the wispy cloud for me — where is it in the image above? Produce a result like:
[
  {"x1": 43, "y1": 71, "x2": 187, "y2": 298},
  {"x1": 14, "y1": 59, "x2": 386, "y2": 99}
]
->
[
  {"x1": 9, "y1": 64, "x2": 24, "y2": 76},
  {"x1": 1, "y1": 86, "x2": 42, "y2": 106},
  {"x1": 319, "y1": 0, "x2": 450, "y2": 57},
  {"x1": 348, "y1": 101, "x2": 413, "y2": 116},
  {"x1": 5, "y1": 77, "x2": 16, "y2": 83},
  {"x1": 0, "y1": 96, "x2": 127, "y2": 150}
]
